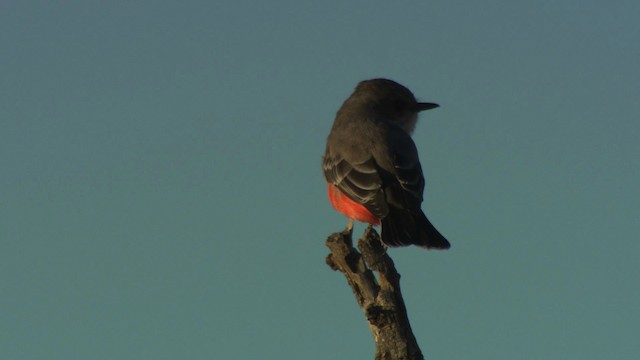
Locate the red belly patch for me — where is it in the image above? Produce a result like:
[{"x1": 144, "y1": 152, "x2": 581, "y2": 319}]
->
[{"x1": 327, "y1": 184, "x2": 380, "y2": 225}]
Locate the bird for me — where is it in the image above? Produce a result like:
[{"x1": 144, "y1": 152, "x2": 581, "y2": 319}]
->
[{"x1": 322, "y1": 78, "x2": 450, "y2": 249}]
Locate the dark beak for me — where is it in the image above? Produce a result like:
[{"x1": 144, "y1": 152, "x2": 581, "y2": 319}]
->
[{"x1": 416, "y1": 102, "x2": 439, "y2": 112}]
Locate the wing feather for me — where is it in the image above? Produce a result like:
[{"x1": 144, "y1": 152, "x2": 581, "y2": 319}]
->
[{"x1": 323, "y1": 155, "x2": 388, "y2": 218}]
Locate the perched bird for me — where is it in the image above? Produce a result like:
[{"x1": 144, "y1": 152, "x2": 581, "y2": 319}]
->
[{"x1": 323, "y1": 79, "x2": 450, "y2": 249}]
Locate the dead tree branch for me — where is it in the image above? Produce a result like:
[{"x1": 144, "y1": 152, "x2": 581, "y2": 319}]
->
[{"x1": 325, "y1": 226, "x2": 424, "y2": 360}]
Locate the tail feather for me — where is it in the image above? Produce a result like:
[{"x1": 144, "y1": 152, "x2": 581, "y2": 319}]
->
[{"x1": 381, "y1": 209, "x2": 450, "y2": 249}]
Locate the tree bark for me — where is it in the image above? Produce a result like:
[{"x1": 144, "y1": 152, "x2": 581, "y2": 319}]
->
[{"x1": 325, "y1": 226, "x2": 424, "y2": 360}]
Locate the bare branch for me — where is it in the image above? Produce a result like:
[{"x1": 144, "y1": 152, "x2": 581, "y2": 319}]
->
[{"x1": 326, "y1": 226, "x2": 424, "y2": 360}]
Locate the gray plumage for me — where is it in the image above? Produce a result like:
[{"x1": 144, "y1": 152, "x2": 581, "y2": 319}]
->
[{"x1": 323, "y1": 79, "x2": 450, "y2": 249}]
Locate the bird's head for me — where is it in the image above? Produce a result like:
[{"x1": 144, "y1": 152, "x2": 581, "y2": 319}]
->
[{"x1": 353, "y1": 78, "x2": 439, "y2": 134}]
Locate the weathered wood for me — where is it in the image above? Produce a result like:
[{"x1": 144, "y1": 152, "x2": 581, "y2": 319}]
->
[{"x1": 326, "y1": 226, "x2": 424, "y2": 360}]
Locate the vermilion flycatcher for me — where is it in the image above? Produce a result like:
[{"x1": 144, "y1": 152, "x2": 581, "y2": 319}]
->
[{"x1": 323, "y1": 79, "x2": 450, "y2": 249}]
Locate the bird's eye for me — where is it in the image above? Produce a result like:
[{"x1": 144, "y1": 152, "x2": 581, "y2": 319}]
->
[{"x1": 392, "y1": 99, "x2": 405, "y2": 112}]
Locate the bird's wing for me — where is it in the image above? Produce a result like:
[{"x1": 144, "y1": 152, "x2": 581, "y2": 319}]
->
[
  {"x1": 378, "y1": 129, "x2": 425, "y2": 210},
  {"x1": 322, "y1": 154, "x2": 389, "y2": 218}
]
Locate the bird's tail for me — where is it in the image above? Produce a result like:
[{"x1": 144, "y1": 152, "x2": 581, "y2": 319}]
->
[{"x1": 381, "y1": 209, "x2": 450, "y2": 249}]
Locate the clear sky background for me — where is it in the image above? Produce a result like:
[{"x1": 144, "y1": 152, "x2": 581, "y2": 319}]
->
[{"x1": 2, "y1": 1, "x2": 639, "y2": 359}]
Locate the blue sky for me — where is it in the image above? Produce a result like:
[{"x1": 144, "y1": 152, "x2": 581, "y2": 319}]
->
[{"x1": 2, "y1": 1, "x2": 639, "y2": 359}]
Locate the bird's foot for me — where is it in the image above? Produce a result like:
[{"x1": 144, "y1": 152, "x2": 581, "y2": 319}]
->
[{"x1": 345, "y1": 219, "x2": 354, "y2": 233}]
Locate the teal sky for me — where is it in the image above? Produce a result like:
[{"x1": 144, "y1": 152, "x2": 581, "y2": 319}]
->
[{"x1": 2, "y1": 1, "x2": 639, "y2": 359}]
